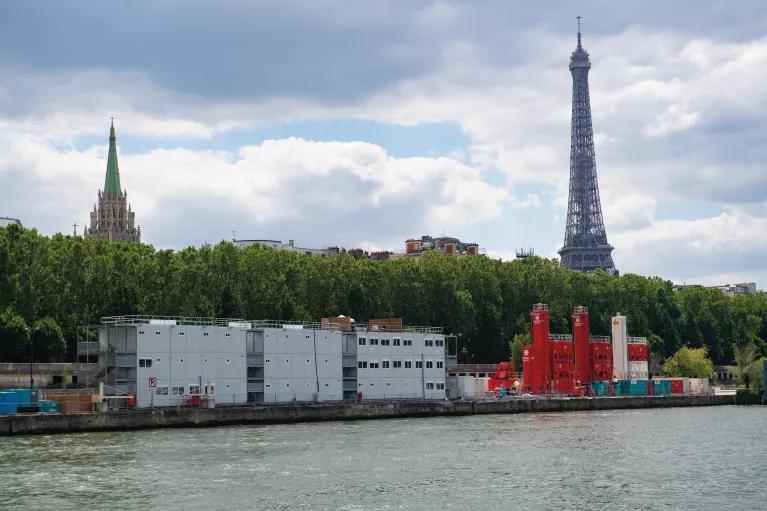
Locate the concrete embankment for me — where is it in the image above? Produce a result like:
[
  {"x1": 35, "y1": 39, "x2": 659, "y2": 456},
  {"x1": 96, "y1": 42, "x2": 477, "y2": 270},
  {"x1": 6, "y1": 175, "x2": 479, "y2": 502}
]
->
[{"x1": 0, "y1": 394, "x2": 734, "y2": 437}]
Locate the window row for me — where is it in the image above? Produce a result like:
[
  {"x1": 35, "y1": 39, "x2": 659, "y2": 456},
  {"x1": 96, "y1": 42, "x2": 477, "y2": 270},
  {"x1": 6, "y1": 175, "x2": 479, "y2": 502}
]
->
[
  {"x1": 359, "y1": 337, "x2": 421, "y2": 347},
  {"x1": 139, "y1": 356, "x2": 232, "y2": 367},
  {"x1": 424, "y1": 339, "x2": 444, "y2": 347},
  {"x1": 357, "y1": 360, "x2": 443, "y2": 369},
  {"x1": 424, "y1": 382, "x2": 446, "y2": 390},
  {"x1": 154, "y1": 383, "x2": 220, "y2": 396},
  {"x1": 138, "y1": 330, "x2": 231, "y2": 337}
]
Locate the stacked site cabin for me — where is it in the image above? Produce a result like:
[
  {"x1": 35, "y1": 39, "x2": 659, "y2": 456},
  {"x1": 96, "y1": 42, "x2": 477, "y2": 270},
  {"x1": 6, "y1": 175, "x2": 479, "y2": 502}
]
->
[
  {"x1": 85, "y1": 316, "x2": 449, "y2": 408},
  {"x1": 96, "y1": 317, "x2": 249, "y2": 408},
  {"x1": 355, "y1": 322, "x2": 446, "y2": 400}
]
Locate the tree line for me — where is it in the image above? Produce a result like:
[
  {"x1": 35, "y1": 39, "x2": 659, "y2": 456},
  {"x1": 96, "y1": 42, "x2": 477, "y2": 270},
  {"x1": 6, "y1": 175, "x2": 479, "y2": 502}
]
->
[{"x1": 0, "y1": 224, "x2": 766, "y2": 366}]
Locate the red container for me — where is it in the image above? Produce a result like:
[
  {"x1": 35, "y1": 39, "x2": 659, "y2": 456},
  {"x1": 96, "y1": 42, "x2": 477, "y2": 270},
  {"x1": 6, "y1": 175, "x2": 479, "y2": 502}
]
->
[
  {"x1": 628, "y1": 343, "x2": 648, "y2": 361},
  {"x1": 553, "y1": 377, "x2": 574, "y2": 394},
  {"x1": 528, "y1": 305, "x2": 551, "y2": 394},
  {"x1": 572, "y1": 307, "x2": 592, "y2": 385},
  {"x1": 670, "y1": 379, "x2": 684, "y2": 394}
]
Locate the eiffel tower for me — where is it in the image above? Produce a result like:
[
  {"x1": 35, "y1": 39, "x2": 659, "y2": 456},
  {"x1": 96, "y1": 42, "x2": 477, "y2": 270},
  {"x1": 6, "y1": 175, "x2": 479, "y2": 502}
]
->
[{"x1": 559, "y1": 18, "x2": 617, "y2": 274}]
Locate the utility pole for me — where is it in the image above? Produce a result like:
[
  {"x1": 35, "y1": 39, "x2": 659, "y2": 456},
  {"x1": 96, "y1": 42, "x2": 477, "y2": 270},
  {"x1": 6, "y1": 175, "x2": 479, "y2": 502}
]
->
[{"x1": 73, "y1": 222, "x2": 78, "y2": 236}]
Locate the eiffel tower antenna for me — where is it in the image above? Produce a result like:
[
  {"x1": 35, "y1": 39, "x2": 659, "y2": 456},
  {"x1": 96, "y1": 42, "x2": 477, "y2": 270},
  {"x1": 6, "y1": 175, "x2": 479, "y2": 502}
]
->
[{"x1": 558, "y1": 18, "x2": 617, "y2": 274}]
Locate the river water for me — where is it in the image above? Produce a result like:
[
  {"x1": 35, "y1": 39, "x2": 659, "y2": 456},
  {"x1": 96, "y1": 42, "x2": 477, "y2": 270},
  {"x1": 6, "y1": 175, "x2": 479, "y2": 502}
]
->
[{"x1": 0, "y1": 406, "x2": 764, "y2": 510}]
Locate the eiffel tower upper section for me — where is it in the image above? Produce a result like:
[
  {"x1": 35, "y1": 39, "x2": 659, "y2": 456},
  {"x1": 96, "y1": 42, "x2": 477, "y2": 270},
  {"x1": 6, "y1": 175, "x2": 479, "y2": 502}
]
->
[{"x1": 558, "y1": 19, "x2": 617, "y2": 274}]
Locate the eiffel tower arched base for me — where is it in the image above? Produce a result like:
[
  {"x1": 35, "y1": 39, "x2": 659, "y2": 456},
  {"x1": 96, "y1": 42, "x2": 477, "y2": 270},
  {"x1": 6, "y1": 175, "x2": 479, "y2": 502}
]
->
[{"x1": 558, "y1": 245, "x2": 617, "y2": 275}]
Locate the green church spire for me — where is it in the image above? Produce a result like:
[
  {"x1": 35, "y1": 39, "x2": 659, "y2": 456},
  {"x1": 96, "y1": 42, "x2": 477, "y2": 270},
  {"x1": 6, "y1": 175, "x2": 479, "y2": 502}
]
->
[{"x1": 104, "y1": 118, "x2": 122, "y2": 196}]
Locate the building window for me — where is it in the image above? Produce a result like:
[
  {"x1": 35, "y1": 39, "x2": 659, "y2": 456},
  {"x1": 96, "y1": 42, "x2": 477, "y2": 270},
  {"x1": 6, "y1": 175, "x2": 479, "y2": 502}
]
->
[
  {"x1": 425, "y1": 340, "x2": 434, "y2": 347},
  {"x1": 382, "y1": 360, "x2": 390, "y2": 368},
  {"x1": 179, "y1": 358, "x2": 184, "y2": 363},
  {"x1": 426, "y1": 361, "x2": 433, "y2": 369},
  {"x1": 381, "y1": 339, "x2": 390, "y2": 346},
  {"x1": 370, "y1": 338, "x2": 379, "y2": 346},
  {"x1": 425, "y1": 382, "x2": 435, "y2": 390},
  {"x1": 265, "y1": 384, "x2": 271, "y2": 388},
  {"x1": 172, "y1": 386, "x2": 184, "y2": 396},
  {"x1": 358, "y1": 337, "x2": 367, "y2": 346},
  {"x1": 138, "y1": 330, "x2": 144, "y2": 335},
  {"x1": 203, "y1": 332, "x2": 209, "y2": 336},
  {"x1": 393, "y1": 360, "x2": 402, "y2": 368},
  {"x1": 155, "y1": 331, "x2": 161, "y2": 335},
  {"x1": 393, "y1": 338, "x2": 401, "y2": 346},
  {"x1": 265, "y1": 359, "x2": 271, "y2": 363},
  {"x1": 404, "y1": 360, "x2": 412, "y2": 368},
  {"x1": 139, "y1": 358, "x2": 152, "y2": 368},
  {"x1": 404, "y1": 339, "x2": 413, "y2": 346},
  {"x1": 436, "y1": 361, "x2": 443, "y2": 369},
  {"x1": 370, "y1": 362, "x2": 379, "y2": 369},
  {"x1": 226, "y1": 358, "x2": 231, "y2": 364},
  {"x1": 358, "y1": 361, "x2": 368, "y2": 369},
  {"x1": 179, "y1": 331, "x2": 185, "y2": 336},
  {"x1": 415, "y1": 361, "x2": 423, "y2": 369},
  {"x1": 225, "y1": 333, "x2": 231, "y2": 337},
  {"x1": 204, "y1": 358, "x2": 209, "y2": 363},
  {"x1": 189, "y1": 384, "x2": 201, "y2": 395},
  {"x1": 324, "y1": 383, "x2": 329, "y2": 387},
  {"x1": 436, "y1": 382, "x2": 445, "y2": 390},
  {"x1": 156, "y1": 386, "x2": 169, "y2": 396},
  {"x1": 204, "y1": 384, "x2": 215, "y2": 395},
  {"x1": 435, "y1": 339, "x2": 444, "y2": 347},
  {"x1": 386, "y1": 382, "x2": 391, "y2": 387}
]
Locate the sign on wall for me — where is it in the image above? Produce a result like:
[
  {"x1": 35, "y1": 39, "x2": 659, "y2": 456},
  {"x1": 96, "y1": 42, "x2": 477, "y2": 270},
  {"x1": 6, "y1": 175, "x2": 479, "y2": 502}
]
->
[{"x1": 148, "y1": 376, "x2": 158, "y2": 388}]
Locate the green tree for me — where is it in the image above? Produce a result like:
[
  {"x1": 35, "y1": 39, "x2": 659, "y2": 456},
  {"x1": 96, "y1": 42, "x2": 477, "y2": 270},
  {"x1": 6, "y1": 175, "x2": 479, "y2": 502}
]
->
[
  {"x1": 508, "y1": 332, "x2": 531, "y2": 373},
  {"x1": 0, "y1": 308, "x2": 29, "y2": 362},
  {"x1": 733, "y1": 341, "x2": 758, "y2": 389},
  {"x1": 31, "y1": 317, "x2": 66, "y2": 362},
  {"x1": 662, "y1": 346, "x2": 715, "y2": 378}
]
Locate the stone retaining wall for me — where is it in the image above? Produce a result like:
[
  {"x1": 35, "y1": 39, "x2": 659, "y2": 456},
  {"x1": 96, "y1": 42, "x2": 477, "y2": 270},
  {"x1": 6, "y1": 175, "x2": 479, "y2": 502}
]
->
[{"x1": 0, "y1": 394, "x2": 734, "y2": 437}]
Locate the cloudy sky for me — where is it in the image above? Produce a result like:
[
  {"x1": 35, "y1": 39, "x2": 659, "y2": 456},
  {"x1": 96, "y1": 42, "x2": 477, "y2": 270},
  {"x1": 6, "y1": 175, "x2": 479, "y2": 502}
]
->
[{"x1": 1, "y1": 1, "x2": 766, "y2": 286}]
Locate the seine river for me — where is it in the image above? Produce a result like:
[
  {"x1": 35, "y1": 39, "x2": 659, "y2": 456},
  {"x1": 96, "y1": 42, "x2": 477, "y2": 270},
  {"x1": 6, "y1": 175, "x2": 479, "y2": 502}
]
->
[{"x1": 1, "y1": 406, "x2": 765, "y2": 510}]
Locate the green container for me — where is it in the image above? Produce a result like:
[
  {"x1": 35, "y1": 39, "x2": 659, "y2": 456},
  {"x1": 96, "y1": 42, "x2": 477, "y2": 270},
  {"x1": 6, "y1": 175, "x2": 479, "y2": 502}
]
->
[
  {"x1": 628, "y1": 380, "x2": 648, "y2": 396},
  {"x1": 38, "y1": 400, "x2": 61, "y2": 413},
  {"x1": 652, "y1": 380, "x2": 671, "y2": 396},
  {"x1": 613, "y1": 380, "x2": 629, "y2": 396},
  {"x1": 591, "y1": 381, "x2": 609, "y2": 397}
]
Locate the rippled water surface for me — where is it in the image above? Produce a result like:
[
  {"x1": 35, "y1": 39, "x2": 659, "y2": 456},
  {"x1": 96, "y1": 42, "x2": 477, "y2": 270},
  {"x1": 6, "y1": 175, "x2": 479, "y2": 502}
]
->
[{"x1": 1, "y1": 406, "x2": 765, "y2": 510}]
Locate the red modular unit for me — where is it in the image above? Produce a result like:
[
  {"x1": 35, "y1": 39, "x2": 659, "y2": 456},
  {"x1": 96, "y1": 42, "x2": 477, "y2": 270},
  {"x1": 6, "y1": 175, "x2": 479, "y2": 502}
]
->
[
  {"x1": 522, "y1": 345, "x2": 537, "y2": 390},
  {"x1": 529, "y1": 304, "x2": 551, "y2": 393},
  {"x1": 628, "y1": 343, "x2": 648, "y2": 361},
  {"x1": 670, "y1": 379, "x2": 684, "y2": 394},
  {"x1": 488, "y1": 361, "x2": 520, "y2": 391},
  {"x1": 592, "y1": 361, "x2": 613, "y2": 381},
  {"x1": 572, "y1": 306, "x2": 592, "y2": 386},
  {"x1": 553, "y1": 377, "x2": 574, "y2": 394},
  {"x1": 550, "y1": 340, "x2": 574, "y2": 362}
]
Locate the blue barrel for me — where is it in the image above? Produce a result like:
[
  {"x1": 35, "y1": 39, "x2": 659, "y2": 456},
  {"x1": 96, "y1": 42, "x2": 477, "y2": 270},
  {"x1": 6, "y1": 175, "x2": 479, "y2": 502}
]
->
[{"x1": 0, "y1": 391, "x2": 18, "y2": 415}]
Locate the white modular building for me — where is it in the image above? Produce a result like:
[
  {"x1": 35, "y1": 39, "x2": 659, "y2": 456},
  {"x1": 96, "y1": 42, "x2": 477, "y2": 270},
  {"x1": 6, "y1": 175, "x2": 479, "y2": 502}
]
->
[
  {"x1": 88, "y1": 316, "x2": 450, "y2": 408},
  {"x1": 355, "y1": 327, "x2": 446, "y2": 400},
  {"x1": 96, "y1": 317, "x2": 250, "y2": 408},
  {"x1": 245, "y1": 323, "x2": 348, "y2": 403}
]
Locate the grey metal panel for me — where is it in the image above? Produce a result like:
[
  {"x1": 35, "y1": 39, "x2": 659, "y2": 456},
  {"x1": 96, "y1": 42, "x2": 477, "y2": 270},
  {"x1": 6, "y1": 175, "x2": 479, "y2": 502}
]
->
[
  {"x1": 116, "y1": 354, "x2": 136, "y2": 367},
  {"x1": 247, "y1": 331, "x2": 264, "y2": 354},
  {"x1": 247, "y1": 354, "x2": 264, "y2": 367},
  {"x1": 247, "y1": 382, "x2": 264, "y2": 393}
]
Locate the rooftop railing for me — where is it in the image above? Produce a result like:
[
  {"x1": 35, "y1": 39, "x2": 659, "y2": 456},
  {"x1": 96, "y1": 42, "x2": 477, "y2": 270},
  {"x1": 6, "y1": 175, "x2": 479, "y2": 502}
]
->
[
  {"x1": 101, "y1": 315, "x2": 248, "y2": 327},
  {"x1": 100, "y1": 316, "x2": 442, "y2": 333},
  {"x1": 588, "y1": 335, "x2": 611, "y2": 342},
  {"x1": 549, "y1": 333, "x2": 573, "y2": 341}
]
